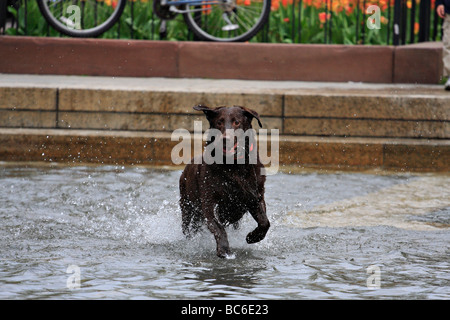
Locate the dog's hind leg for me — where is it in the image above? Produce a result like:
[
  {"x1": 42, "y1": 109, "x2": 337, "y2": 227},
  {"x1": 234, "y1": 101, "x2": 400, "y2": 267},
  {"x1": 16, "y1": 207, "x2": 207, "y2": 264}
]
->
[
  {"x1": 181, "y1": 203, "x2": 191, "y2": 236},
  {"x1": 180, "y1": 200, "x2": 202, "y2": 237}
]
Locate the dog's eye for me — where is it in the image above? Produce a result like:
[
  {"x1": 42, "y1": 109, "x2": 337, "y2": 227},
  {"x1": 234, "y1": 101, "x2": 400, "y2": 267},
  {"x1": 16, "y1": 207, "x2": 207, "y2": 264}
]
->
[
  {"x1": 217, "y1": 120, "x2": 223, "y2": 126},
  {"x1": 234, "y1": 120, "x2": 240, "y2": 126}
]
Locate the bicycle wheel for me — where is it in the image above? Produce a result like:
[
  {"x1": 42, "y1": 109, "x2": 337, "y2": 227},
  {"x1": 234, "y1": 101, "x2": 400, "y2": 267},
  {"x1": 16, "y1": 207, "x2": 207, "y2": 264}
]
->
[
  {"x1": 37, "y1": 0, "x2": 127, "y2": 37},
  {"x1": 183, "y1": 0, "x2": 271, "y2": 42}
]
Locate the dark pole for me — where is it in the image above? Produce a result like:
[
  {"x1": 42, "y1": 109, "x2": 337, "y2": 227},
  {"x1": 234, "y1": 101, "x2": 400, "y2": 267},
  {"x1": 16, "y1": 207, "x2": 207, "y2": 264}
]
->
[
  {"x1": 418, "y1": 0, "x2": 431, "y2": 42},
  {"x1": 0, "y1": 0, "x2": 6, "y2": 34},
  {"x1": 409, "y1": 0, "x2": 416, "y2": 43},
  {"x1": 400, "y1": 0, "x2": 407, "y2": 44},
  {"x1": 393, "y1": 0, "x2": 401, "y2": 45}
]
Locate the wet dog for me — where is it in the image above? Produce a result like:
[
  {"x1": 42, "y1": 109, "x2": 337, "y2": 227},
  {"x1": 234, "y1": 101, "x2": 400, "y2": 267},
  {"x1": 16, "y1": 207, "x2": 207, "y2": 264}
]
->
[{"x1": 179, "y1": 105, "x2": 270, "y2": 258}]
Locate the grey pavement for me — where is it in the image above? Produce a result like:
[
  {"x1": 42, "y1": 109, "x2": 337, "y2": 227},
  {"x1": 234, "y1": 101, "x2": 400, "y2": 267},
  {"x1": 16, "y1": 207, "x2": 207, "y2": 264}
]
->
[{"x1": 0, "y1": 73, "x2": 447, "y2": 97}]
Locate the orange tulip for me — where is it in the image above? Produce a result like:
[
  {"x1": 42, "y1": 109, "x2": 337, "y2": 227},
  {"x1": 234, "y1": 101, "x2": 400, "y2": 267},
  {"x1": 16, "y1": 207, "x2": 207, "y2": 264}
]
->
[
  {"x1": 271, "y1": 0, "x2": 280, "y2": 10},
  {"x1": 318, "y1": 12, "x2": 331, "y2": 24}
]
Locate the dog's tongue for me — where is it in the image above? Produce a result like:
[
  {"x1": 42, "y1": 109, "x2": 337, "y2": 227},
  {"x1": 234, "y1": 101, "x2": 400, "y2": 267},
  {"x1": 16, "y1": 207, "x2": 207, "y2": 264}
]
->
[{"x1": 223, "y1": 142, "x2": 238, "y2": 154}]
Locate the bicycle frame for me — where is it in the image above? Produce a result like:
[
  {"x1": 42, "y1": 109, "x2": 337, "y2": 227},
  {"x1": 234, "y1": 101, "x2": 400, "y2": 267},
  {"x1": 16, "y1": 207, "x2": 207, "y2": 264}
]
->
[
  {"x1": 162, "y1": 0, "x2": 222, "y2": 5},
  {"x1": 161, "y1": 0, "x2": 227, "y2": 14},
  {"x1": 160, "y1": 0, "x2": 239, "y2": 31},
  {"x1": 162, "y1": 0, "x2": 226, "y2": 14}
]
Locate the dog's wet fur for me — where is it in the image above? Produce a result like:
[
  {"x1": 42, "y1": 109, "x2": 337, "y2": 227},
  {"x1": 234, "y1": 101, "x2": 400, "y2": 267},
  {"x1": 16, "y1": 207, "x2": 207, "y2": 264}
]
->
[{"x1": 179, "y1": 105, "x2": 270, "y2": 258}]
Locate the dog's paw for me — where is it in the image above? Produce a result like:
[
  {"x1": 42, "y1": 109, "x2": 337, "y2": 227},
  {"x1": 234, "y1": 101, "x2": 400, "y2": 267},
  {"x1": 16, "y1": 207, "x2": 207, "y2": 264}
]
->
[
  {"x1": 246, "y1": 231, "x2": 265, "y2": 244},
  {"x1": 216, "y1": 247, "x2": 232, "y2": 259}
]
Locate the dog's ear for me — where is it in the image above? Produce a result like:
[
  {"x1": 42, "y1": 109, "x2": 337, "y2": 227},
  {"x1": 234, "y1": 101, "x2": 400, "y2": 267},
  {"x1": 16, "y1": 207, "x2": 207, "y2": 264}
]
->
[
  {"x1": 238, "y1": 106, "x2": 263, "y2": 128},
  {"x1": 193, "y1": 105, "x2": 218, "y2": 121},
  {"x1": 193, "y1": 104, "x2": 212, "y2": 112}
]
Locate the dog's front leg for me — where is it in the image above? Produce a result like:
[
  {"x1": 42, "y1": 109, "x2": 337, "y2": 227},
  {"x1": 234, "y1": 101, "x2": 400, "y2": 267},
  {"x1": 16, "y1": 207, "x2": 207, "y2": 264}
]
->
[
  {"x1": 246, "y1": 200, "x2": 270, "y2": 244},
  {"x1": 203, "y1": 201, "x2": 230, "y2": 258}
]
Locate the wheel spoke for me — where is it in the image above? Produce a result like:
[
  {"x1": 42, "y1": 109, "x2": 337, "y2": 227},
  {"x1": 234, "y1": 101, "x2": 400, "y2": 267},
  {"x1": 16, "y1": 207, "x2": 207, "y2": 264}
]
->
[
  {"x1": 39, "y1": 0, "x2": 123, "y2": 36},
  {"x1": 184, "y1": 0, "x2": 269, "y2": 41}
]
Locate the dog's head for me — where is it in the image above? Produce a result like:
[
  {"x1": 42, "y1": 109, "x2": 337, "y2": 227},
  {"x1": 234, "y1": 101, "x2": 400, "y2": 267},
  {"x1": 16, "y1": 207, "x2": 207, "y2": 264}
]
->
[
  {"x1": 194, "y1": 105, "x2": 262, "y2": 131},
  {"x1": 194, "y1": 105, "x2": 262, "y2": 159}
]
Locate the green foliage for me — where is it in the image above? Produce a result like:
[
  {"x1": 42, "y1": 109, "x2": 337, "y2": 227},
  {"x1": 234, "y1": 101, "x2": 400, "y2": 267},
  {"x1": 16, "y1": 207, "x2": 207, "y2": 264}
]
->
[
  {"x1": 3, "y1": 0, "x2": 442, "y2": 45},
  {"x1": 6, "y1": 1, "x2": 59, "y2": 37},
  {"x1": 252, "y1": 3, "x2": 392, "y2": 45}
]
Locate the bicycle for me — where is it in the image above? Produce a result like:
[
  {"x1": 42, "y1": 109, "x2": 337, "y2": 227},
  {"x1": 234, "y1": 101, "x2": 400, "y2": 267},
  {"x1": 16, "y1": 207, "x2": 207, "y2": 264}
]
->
[{"x1": 37, "y1": 0, "x2": 271, "y2": 42}]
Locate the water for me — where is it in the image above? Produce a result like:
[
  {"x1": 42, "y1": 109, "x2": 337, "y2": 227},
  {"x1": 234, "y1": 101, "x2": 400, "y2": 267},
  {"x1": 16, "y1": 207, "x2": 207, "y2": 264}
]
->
[{"x1": 0, "y1": 163, "x2": 449, "y2": 299}]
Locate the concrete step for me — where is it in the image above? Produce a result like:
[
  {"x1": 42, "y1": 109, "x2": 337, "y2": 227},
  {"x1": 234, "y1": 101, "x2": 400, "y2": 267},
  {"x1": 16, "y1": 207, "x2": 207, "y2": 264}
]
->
[
  {"x1": 0, "y1": 74, "x2": 448, "y2": 172},
  {"x1": 0, "y1": 74, "x2": 449, "y2": 139},
  {"x1": 0, "y1": 128, "x2": 448, "y2": 172}
]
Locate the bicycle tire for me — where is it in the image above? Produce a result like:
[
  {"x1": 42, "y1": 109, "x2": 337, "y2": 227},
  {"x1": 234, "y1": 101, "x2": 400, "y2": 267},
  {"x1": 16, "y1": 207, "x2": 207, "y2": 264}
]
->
[
  {"x1": 183, "y1": 0, "x2": 271, "y2": 42},
  {"x1": 37, "y1": 0, "x2": 127, "y2": 38}
]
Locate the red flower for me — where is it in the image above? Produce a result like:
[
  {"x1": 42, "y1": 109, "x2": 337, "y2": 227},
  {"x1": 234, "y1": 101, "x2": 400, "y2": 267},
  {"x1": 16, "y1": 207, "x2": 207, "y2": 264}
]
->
[
  {"x1": 318, "y1": 12, "x2": 331, "y2": 24},
  {"x1": 414, "y1": 22, "x2": 420, "y2": 35}
]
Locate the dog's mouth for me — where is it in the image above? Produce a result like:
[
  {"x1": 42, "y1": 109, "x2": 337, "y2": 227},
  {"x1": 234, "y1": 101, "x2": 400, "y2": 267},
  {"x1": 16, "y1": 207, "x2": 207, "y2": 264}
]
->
[
  {"x1": 222, "y1": 140, "x2": 238, "y2": 156},
  {"x1": 222, "y1": 137, "x2": 254, "y2": 159}
]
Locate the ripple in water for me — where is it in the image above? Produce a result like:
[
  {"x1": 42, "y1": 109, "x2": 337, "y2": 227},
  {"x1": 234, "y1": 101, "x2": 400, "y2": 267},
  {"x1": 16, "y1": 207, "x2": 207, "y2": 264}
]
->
[{"x1": 0, "y1": 164, "x2": 448, "y2": 299}]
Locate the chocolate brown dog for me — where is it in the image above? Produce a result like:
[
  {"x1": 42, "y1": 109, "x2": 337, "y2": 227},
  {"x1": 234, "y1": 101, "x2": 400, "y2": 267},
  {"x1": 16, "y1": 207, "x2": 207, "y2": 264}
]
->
[{"x1": 179, "y1": 105, "x2": 270, "y2": 258}]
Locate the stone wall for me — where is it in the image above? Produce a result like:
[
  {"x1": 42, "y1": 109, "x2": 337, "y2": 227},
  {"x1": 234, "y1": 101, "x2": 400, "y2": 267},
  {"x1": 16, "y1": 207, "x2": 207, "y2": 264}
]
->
[{"x1": 0, "y1": 36, "x2": 444, "y2": 84}]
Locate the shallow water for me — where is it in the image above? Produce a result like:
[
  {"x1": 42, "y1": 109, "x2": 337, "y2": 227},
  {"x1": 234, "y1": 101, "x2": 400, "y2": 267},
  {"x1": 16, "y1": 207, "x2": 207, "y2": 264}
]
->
[{"x1": 0, "y1": 164, "x2": 449, "y2": 299}]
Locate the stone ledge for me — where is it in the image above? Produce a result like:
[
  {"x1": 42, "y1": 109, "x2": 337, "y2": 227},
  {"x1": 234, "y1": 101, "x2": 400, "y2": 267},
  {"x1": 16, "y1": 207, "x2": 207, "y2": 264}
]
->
[
  {"x1": 1, "y1": 78, "x2": 448, "y2": 139},
  {"x1": 394, "y1": 42, "x2": 444, "y2": 84},
  {"x1": 0, "y1": 36, "x2": 444, "y2": 83},
  {"x1": 0, "y1": 128, "x2": 448, "y2": 172}
]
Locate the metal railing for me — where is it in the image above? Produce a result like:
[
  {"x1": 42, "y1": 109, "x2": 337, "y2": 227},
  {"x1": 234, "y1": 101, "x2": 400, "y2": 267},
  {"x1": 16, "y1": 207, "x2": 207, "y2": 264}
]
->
[{"x1": 0, "y1": 0, "x2": 444, "y2": 45}]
